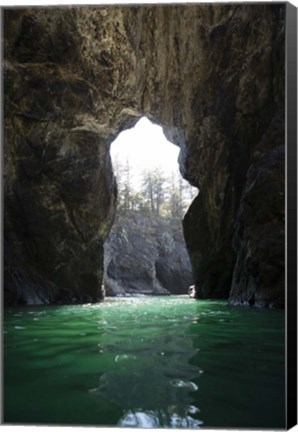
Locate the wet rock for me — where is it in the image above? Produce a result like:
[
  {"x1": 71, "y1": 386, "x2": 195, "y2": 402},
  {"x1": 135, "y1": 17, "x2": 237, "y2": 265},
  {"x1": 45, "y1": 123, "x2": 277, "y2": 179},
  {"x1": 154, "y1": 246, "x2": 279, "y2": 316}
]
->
[
  {"x1": 229, "y1": 126, "x2": 285, "y2": 308},
  {"x1": 188, "y1": 285, "x2": 196, "y2": 299}
]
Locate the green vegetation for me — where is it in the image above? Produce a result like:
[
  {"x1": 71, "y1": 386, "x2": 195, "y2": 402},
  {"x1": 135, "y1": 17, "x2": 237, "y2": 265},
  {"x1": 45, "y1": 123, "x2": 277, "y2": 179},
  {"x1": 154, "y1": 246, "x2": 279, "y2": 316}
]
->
[{"x1": 113, "y1": 158, "x2": 197, "y2": 218}]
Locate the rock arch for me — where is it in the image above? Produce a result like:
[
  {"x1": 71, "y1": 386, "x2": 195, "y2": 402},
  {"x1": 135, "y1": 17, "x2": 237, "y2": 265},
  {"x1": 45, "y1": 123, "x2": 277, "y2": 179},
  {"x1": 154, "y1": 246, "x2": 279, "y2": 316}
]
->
[{"x1": 3, "y1": 4, "x2": 285, "y2": 307}]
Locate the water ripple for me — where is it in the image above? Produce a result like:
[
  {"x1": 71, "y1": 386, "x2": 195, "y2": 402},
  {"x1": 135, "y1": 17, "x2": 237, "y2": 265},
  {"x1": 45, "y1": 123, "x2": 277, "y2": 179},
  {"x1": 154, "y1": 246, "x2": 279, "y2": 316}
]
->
[{"x1": 3, "y1": 295, "x2": 285, "y2": 428}]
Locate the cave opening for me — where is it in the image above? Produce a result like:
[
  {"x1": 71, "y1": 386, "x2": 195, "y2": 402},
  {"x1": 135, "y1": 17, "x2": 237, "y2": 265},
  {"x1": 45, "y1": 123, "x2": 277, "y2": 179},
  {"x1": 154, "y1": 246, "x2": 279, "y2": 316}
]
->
[{"x1": 104, "y1": 117, "x2": 197, "y2": 297}]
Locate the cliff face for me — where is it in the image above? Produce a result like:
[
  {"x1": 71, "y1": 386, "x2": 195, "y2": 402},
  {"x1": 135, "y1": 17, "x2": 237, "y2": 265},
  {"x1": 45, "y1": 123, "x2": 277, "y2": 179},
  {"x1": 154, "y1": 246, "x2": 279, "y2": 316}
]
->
[
  {"x1": 104, "y1": 213, "x2": 193, "y2": 296},
  {"x1": 3, "y1": 4, "x2": 285, "y2": 307}
]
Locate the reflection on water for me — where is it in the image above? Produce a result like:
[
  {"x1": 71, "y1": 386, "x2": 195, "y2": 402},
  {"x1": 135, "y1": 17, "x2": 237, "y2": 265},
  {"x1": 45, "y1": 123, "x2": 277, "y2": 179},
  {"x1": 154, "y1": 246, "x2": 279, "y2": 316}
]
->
[
  {"x1": 88, "y1": 306, "x2": 203, "y2": 426},
  {"x1": 118, "y1": 407, "x2": 203, "y2": 428},
  {"x1": 3, "y1": 296, "x2": 285, "y2": 428}
]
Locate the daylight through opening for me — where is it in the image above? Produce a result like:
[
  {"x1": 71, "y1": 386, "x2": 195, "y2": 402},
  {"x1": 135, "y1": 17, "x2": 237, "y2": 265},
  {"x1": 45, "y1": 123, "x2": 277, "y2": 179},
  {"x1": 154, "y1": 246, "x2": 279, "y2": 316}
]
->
[{"x1": 104, "y1": 117, "x2": 197, "y2": 297}]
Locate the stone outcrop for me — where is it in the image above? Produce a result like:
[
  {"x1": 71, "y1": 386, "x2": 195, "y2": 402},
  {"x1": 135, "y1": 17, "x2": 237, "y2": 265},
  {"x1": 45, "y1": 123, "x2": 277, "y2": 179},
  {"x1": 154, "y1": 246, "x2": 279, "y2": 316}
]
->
[
  {"x1": 3, "y1": 4, "x2": 285, "y2": 306},
  {"x1": 104, "y1": 212, "x2": 193, "y2": 296},
  {"x1": 188, "y1": 285, "x2": 196, "y2": 299}
]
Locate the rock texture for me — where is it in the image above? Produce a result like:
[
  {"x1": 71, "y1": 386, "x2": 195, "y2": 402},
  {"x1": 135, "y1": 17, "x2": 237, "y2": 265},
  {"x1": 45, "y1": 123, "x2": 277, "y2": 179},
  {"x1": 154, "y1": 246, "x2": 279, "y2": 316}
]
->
[
  {"x1": 3, "y1": 4, "x2": 285, "y2": 306},
  {"x1": 104, "y1": 212, "x2": 193, "y2": 296}
]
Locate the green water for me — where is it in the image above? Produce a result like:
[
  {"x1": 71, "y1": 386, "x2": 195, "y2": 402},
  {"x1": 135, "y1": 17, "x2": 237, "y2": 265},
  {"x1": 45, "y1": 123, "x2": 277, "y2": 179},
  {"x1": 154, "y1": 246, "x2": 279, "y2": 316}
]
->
[{"x1": 3, "y1": 296, "x2": 285, "y2": 428}]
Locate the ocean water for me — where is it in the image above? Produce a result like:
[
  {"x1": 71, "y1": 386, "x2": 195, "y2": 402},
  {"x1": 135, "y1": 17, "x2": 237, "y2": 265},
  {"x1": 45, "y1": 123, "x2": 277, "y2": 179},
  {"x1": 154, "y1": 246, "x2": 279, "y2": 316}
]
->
[{"x1": 3, "y1": 296, "x2": 285, "y2": 428}]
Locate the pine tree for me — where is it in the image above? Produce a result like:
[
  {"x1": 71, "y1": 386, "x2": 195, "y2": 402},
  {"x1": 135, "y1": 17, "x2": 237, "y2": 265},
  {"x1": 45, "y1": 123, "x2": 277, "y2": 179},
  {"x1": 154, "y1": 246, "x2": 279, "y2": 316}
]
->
[
  {"x1": 141, "y1": 167, "x2": 166, "y2": 216},
  {"x1": 113, "y1": 158, "x2": 197, "y2": 219},
  {"x1": 113, "y1": 158, "x2": 134, "y2": 212}
]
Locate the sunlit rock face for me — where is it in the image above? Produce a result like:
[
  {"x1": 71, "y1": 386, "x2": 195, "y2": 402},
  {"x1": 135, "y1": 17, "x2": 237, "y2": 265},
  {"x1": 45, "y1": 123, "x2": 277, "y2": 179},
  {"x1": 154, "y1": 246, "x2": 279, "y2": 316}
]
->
[{"x1": 3, "y1": 4, "x2": 285, "y2": 306}]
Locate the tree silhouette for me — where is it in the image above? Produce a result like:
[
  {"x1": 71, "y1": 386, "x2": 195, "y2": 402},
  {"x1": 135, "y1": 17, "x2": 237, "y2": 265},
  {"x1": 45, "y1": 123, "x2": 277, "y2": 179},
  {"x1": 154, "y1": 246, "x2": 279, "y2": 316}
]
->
[{"x1": 113, "y1": 161, "x2": 197, "y2": 219}]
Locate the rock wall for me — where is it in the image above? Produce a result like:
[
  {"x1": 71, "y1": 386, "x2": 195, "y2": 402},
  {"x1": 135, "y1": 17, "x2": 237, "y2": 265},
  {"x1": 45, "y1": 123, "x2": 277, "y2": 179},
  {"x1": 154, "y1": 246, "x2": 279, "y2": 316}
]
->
[
  {"x1": 104, "y1": 212, "x2": 193, "y2": 296},
  {"x1": 3, "y1": 4, "x2": 285, "y2": 306}
]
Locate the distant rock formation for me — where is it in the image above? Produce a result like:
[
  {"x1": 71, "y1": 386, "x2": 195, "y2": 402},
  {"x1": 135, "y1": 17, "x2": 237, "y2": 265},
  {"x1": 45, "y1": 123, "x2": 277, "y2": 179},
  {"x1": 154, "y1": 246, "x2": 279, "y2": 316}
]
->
[
  {"x1": 3, "y1": 4, "x2": 285, "y2": 306},
  {"x1": 104, "y1": 212, "x2": 193, "y2": 296}
]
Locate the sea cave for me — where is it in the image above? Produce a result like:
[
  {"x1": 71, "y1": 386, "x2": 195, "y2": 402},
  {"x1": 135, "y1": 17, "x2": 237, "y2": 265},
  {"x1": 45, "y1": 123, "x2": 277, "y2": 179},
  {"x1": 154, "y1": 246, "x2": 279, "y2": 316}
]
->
[{"x1": 2, "y1": 3, "x2": 290, "y2": 429}]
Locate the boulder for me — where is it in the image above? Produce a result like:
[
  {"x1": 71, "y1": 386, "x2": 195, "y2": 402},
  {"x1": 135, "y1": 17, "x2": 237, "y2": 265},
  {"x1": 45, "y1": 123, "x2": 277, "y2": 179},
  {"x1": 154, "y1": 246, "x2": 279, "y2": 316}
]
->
[{"x1": 188, "y1": 285, "x2": 196, "y2": 299}]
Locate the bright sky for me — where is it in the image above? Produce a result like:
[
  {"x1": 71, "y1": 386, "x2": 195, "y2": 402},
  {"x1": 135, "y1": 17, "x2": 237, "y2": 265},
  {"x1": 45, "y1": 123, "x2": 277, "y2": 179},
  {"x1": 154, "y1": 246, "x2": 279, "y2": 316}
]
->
[{"x1": 110, "y1": 117, "x2": 181, "y2": 190}]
